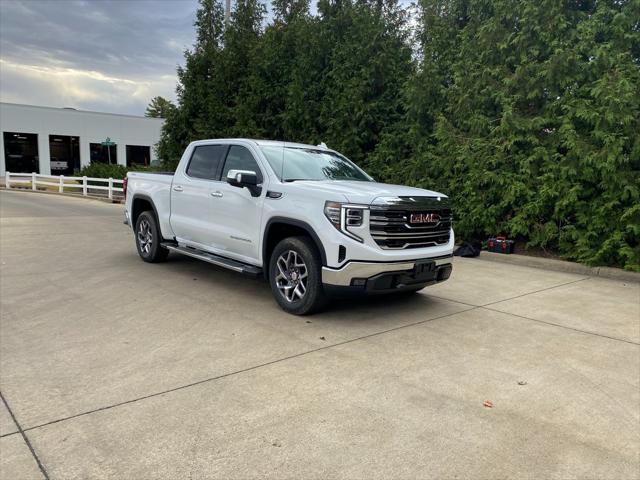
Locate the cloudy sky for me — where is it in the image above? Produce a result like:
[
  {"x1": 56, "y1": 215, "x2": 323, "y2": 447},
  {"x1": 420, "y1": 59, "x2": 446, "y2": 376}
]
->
[{"x1": 0, "y1": 0, "x2": 199, "y2": 116}]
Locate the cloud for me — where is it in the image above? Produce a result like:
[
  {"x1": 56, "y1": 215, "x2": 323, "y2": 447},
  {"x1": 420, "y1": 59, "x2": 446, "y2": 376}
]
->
[
  {"x1": 0, "y1": 58, "x2": 176, "y2": 113},
  {"x1": 0, "y1": 0, "x2": 198, "y2": 115},
  {"x1": 0, "y1": 0, "x2": 415, "y2": 115}
]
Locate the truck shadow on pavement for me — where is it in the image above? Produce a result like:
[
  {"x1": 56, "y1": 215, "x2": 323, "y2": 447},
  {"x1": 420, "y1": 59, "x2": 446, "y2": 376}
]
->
[{"x1": 157, "y1": 253, "x2": 440, "y2": 320}]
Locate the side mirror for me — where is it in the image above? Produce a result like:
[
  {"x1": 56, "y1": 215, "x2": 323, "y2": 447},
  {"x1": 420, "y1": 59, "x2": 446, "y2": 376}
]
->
[{"x1": 226, "y1": 169, "x2": 261, "y2": 196}]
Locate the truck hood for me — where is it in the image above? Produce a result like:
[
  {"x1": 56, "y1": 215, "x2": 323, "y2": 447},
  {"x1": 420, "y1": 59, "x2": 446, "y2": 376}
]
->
[{"x1": 288, "y1": 180, "x2": 447, "y2": 205}]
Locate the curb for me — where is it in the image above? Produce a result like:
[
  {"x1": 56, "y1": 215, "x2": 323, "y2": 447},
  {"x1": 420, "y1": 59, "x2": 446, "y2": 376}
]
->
[
  {"x1": 0, "y1": 186, "x2": 124, "y2": 205},
  {"x1": 475, "y1": 251, "x2": 640, "y2": 284}
]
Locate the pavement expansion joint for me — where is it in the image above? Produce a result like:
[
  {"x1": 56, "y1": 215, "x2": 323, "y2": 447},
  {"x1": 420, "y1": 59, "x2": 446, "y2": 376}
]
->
[
  {"x1": 14, "y1": 306, "x2": 478, "y2": 436},
  {"x1": 479, "y1": 276, "x2": 591, "y2": 307},
  {"x1": 480, "y1": 305, "x2": 640, "y2": 346},
  {"x1": 0, "y1": 391, "x2": 50, "y2": 479}
]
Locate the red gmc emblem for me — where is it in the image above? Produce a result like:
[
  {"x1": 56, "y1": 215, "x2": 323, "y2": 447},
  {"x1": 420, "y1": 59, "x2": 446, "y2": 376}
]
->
[{"x1": 410, "y1": 213, "x2": 440, "y2": 224}]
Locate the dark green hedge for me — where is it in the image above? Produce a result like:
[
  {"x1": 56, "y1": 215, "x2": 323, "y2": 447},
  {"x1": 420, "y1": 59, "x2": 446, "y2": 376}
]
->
[
  {"x1": 78, "y1": 164, "x2": 129, "y2": 180},
  {"x1": 78, "y1": 164, "x2": 166, "y2": 179},
  {"x1": 157, "y1": 0, "x2": 639, "y2": 271}
]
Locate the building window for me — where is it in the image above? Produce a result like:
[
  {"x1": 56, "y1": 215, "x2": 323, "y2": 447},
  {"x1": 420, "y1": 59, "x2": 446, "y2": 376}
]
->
[
  {"x1": 49, "y1": 135, "x2": 80, "y2": 175},
  {"x1": 126, "y1": 145, "x2": 151, "y2": 167},
  {"x1": 90, "y1": 143, "x2": 117, "y2": 164},
  {"x1": 3, "y1": 132, "x2": 39, "y2": 173}
]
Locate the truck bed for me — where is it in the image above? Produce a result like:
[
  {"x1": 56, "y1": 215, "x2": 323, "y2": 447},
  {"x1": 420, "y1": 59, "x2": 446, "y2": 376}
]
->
[{"x1": 126, "y1": 171, "x2": 174, "y2": 237}]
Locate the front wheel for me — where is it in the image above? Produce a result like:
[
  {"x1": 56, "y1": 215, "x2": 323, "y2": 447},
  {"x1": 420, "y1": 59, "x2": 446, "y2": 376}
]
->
[
  {"x1": 135, "y1": 211, "x2": 169, "y2": 263},
  {"x1": 269, "y1": 236, "x2": 326, "y2": 315}
]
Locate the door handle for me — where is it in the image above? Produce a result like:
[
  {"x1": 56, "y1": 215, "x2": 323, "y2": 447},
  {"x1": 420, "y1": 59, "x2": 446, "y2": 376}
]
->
[
  {"x1": 210, "y1": 191, "x2": 223, "y2": 198},
  {"x1": 173, "y1": 185, "x2": 183, "y2": 192}
]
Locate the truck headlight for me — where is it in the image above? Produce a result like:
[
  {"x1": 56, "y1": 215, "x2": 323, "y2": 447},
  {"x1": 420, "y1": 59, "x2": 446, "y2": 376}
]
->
[{"x1": 324, "y1": 201, "x2": 366, "y2": 242}]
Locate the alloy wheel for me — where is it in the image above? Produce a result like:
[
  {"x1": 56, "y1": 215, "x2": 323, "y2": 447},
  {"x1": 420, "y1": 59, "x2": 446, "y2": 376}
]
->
[
  {"x1": 137, "y1": 218, "x2": 153, "y2": 255},
  {"x1": 275, "y1": 249, "x2": 308, "y2": 302}
]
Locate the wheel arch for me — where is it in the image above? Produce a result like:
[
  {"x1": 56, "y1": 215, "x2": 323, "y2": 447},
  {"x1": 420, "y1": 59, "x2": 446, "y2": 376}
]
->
[
  {"x1": 263, "y1": 217, "x2": 327, "y2": 269},
  {"x1": 131, "y1": 194, "x2": 160, "y2": 230}
]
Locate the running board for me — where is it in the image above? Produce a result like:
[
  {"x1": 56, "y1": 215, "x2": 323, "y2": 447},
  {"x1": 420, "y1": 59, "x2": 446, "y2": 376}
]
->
[{"x1": 161, "y1": 244, "x2": 263, "y2": 277}]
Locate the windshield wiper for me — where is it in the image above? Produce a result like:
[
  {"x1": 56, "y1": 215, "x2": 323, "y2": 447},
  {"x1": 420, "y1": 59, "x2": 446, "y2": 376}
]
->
[{"x1": 283, "y1": 178, "x2": 319, "y2": 182}]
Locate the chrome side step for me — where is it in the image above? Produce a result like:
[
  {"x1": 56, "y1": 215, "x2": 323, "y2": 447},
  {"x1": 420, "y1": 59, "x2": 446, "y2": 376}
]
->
[{"x1": 161, "y1": 243, "x2": 263, "y2": 277}]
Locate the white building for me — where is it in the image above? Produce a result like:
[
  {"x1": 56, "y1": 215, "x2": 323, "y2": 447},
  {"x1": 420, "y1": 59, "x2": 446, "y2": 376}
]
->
[{"x1": 0, "y1": 102, "x2": 164, "y2": 176}]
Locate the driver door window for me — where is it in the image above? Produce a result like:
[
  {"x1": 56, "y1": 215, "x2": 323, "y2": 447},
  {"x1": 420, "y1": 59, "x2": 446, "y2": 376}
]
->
[{"x1": 221, "y1": 146, "x2": 263, "y2": 183}]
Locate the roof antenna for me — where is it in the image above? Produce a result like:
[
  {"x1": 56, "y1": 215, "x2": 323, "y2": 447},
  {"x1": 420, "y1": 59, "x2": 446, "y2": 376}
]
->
[{"x1": 318, "y1": 142, "x2": 328, "y2": 149}]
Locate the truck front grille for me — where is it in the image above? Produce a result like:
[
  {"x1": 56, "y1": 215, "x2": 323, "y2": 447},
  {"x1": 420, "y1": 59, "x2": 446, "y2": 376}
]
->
[{"x1": 370, "y1": 206, "x2": 452, "y2": 250}]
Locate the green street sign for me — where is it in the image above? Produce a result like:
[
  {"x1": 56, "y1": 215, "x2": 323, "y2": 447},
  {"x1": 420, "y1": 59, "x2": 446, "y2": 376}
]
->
[{"x1": 100, "y1": 137, "x2": 116, "y2": 164}]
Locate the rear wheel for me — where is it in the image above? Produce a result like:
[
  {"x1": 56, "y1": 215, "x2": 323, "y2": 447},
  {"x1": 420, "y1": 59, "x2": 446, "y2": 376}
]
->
[
  {"x1": 269, "y1": 236, "x2": 326, "y2": 315},
  {"x1": 135, "y1": 211, "x2": 169, "y2": 263}
]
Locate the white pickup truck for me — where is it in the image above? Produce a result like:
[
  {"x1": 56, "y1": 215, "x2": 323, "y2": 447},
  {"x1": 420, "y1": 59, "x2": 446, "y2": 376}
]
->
[{"x1": 124, "y1": 139, "x2": 454, "y2": 314}]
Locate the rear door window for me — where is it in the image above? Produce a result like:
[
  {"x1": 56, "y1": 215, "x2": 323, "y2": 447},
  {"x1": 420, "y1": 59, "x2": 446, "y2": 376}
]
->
[
  {"x1": 221, "y1": 146, "x2": 263, "y2": 183},
  {"x1": 186, "y1": 145, "x2": 226, "y2": 180}
]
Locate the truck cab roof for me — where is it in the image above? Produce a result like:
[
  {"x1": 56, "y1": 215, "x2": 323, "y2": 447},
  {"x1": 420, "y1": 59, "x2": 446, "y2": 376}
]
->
[{"x1": 191, "y1": 138, "x2": 330, "y2": 151}]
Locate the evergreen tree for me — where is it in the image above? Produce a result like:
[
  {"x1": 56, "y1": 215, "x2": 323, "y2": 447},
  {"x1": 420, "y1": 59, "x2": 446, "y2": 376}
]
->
[
  {"x1": 145, "y1": 96, "x2": 175, "y2": 118},
  {"x1": 157, "y1": 0, "x2": 225, "y2": 165},
  {"x1": 318, "y1": 0, "x2": 414, "y2": 164},
  {"x1": 402, "y1": 0, "x2": 639, "y2": 270},
  {"x1": 222, "y1": 0, "x2": 268, "y2": 136}
]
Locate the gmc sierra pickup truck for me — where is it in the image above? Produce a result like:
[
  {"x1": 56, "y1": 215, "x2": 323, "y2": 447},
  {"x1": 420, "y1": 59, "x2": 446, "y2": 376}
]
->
[{"x1": 124, "y1": 139, "x2": 454, "y2": 314}]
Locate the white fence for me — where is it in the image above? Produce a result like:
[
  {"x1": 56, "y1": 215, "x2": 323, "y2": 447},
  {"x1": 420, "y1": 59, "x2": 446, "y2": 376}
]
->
[{"x1": 4, "y1": 172, "x2": 124, "y2": 200}]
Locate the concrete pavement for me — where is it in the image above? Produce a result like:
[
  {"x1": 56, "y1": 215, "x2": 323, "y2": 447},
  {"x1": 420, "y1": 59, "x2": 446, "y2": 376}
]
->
[{"x1": 1, "y1": 189, "x2": 638, "y2": 479}]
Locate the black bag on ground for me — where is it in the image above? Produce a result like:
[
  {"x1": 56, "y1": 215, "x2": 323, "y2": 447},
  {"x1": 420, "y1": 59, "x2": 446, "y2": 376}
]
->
[{"x1": 453, "y1": 241, "x2": 481, "y2": 257}]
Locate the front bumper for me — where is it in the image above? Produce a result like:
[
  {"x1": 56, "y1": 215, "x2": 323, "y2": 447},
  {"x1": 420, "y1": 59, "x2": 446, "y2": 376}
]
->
[{"x1": 322, "y1": 255, "x2": 453, "y2": 291}]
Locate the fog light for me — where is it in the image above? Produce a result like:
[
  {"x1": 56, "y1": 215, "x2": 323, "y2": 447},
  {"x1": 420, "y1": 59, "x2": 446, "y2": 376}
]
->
[{"x1": 351, "y1": 278, "x2": 367, "y2": 287}]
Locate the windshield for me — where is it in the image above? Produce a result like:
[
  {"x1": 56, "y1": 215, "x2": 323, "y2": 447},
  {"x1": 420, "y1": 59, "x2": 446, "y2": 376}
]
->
[{"x1": 260, "y1": 146, "x2": 373, "y2": 182}]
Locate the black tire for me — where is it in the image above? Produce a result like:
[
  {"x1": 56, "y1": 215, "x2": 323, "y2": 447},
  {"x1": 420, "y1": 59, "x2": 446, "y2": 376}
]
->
[
  {"x1": 269, "y1": 236, "x2": 326, "y2": 315},
  {"x1": 134, "y1": 211, "x2": 169, "y2": 263}
]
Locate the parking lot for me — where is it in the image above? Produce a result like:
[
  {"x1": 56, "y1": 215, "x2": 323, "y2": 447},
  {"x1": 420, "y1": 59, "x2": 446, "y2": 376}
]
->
[{"x1": 1, "y1": 189, "x2": 638, "y2": 479}]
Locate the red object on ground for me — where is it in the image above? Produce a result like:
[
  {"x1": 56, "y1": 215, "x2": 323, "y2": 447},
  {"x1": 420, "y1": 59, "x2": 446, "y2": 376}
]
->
[{"x1": 487, "y1": 236, "x2": 514, "y2": 254}]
